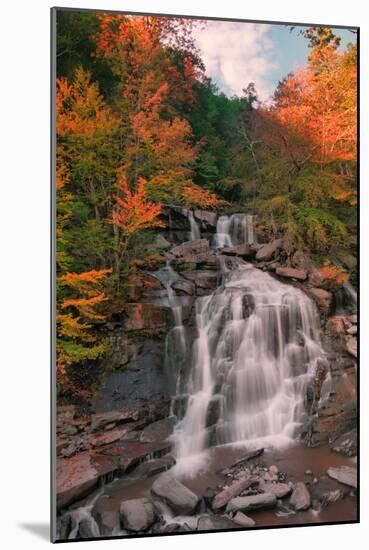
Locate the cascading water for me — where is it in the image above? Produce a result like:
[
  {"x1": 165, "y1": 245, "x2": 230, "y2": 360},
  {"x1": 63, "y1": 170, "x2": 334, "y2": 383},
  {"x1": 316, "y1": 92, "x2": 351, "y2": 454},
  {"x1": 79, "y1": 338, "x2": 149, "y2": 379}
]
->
[
  {"x1": 214, "y1": 213, "x2": 256, "y2": 247},
  {"x1": 172, "y1": 262, "x2": 326, "y2": 468},
  {"x1": 188, "y1": 210, "x2": 201, "y2": 241},
  {"x1": 168, "y1": 211, "x2": 327, "y2": 471}
]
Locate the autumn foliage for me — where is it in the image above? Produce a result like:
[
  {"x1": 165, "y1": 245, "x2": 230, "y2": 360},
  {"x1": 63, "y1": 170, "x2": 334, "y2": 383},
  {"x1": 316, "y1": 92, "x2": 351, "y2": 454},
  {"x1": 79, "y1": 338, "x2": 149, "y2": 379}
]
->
[{"x1": 113, "y1": 174, "x2": 164, "y2": 236}]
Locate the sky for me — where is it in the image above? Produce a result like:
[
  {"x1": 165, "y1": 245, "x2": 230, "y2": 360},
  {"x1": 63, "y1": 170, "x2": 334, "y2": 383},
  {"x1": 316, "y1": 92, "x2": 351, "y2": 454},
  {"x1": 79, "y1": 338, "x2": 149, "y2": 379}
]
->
[{"x1": 192, "y1": 21, "x2": 357, "y2": 102}]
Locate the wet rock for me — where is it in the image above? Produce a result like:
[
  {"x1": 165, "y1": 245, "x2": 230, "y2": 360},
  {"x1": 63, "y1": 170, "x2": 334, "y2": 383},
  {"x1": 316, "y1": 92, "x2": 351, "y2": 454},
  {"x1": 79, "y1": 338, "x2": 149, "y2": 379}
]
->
[
  {"x1": 171, "y1": 279, "x2": 195, "y2": 296},
  {"x1": 260, "y1": 482, "x2": 291, "y2": 498},
  {"x1": 310, "y1": 477, "x2": 348, "y2": 511},
  {"x1": 92, "y1": 344, "x2": 171, "y2": 414},
  {"x1": 78, "y1": 516, "x2": 100, "y2": 538},
  {"x1": 151, "y1": 474, "x2": 199, "y2": 514},
  {"x1": 182, "y1": 270, "x2": 219, "y2": 290},
  {"x1": 346, "y1": 336, "x2": 357, "y2": 358},
  {"x1": 226, "y1": 493, "x2": 277, "y2": 513},
  {"x1": 307, "y1": 288, "x2": 333, "y2": 316},
  {"x1": 57, "y1": 453, "x2": 102, "y2": 509},
  {"x1": 226, "y1": 448, "x2": 264, "y2": 470},
  {"x1": 232, "y1": 511, "x2": 256, "y2": 528},
  {"x1": 327, "y1": 466, "x2": 357, "y2": 488},
  {"x1": 213, "y1": 476, "x2": 259, "y2": 511},
  {"x1": 57, "y1": 513, "x2": 72, "y2": 539},
  {"x1": 92, "y1": 496, "x2": 120, "y2": 536},
  {"x1": 346, "y1": 325, "x2": 357, "y2": 335},
  {"x1": 91, "y1": 408, "x2": 141, "y2": 432},
  {"x1": 120, "y1": 498, "x2": 156, "y2": 532},
  {"x1": 123, "y1": 303, "x2": 171, "y2": 331},
  {"x1": 131, "y1": 456, "x2": 175, "y2": 478},
  {"x1": 255, "y1": 239, "x2": 282, "y2": 261},
  {"x1": 168, "y1": 239, "x2": 211, "y2": 265},
  {"x1": 205, "y1": 396, "x2": 222, "y2": 428},
  {"x1": 330, "y1": 429, "x2": 357, "y2": 457},
  {"x1": 276, "y1": 267, "x2": 307, "y2": 281},
  {"x1": 197, "y1": 514, "x2": 236, "y2": 531},
  {"x1": 194, "y1": 210, "x2": 218, "y2": 227},
  {"x1": 290, "y1": 482, "x2": 311, "y2": 511},
  {"x1": 222, "y1": 244, "x2": 255, "y2": 259},
  {"x1": 89, "y1": 426, "x2": 132, "y2": 448},
  {"x1": 140, "y1": 417, "x2": 176, "y2": 443}
]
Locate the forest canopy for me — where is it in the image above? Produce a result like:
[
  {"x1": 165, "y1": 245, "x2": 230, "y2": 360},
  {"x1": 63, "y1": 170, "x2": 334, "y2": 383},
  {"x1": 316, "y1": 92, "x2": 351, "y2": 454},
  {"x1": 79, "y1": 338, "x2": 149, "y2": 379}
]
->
[{"x1": 55, "y1": 12, "x2": 357, "y2": 397}]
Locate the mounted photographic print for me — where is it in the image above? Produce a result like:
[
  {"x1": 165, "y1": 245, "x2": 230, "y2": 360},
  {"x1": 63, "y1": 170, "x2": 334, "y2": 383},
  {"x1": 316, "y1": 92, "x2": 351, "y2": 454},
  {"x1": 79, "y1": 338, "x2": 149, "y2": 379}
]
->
[{"x1": 51, "y1": 7, "x2": 359, "y2": 542}]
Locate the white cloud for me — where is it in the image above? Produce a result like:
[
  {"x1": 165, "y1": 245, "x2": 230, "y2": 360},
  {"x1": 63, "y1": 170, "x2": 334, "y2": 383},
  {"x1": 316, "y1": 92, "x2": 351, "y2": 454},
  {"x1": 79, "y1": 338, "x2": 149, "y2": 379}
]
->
[{"x1": 193, "y1": 21, "x2": 278, "y2": 102}]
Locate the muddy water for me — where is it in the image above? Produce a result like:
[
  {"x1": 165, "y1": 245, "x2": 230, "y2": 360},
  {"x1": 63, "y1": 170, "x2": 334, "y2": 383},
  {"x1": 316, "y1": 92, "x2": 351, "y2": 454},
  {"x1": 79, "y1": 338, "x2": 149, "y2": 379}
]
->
[{"x1": 93, "y1": 442, "x2": 356, "y2": 528}]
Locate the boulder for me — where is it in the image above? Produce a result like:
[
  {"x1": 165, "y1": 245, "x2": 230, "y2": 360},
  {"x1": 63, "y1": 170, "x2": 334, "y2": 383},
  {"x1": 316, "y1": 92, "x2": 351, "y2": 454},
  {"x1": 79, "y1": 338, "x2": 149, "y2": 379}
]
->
[
  {"x1": 276, "y1": 267, "x2": 307, "y2": 281},
  {"x1": 232, "y1": 512, "x2": 256, "y2": 528},
  {"x1": 259, "y1": 482, "x2": 291, "y2": 498},
  {"x1": 130, "y1": 456, "x2": 175, "y2": 478},
  {"x1": 182, "y1": 270, "x2": 219, "y2": 290},
  {"x1": 255, "y1": 239, "x2": 282, "y2": 261},
  {"x1": 347, "y1": 325, "x2": 357, "y2": 335},
  {"x1": 213, "y1": 476, "x2": 259, "y2": 511},
  {"x1": 92, "y1": 496, "x2": 121, "y2": 536},
  {"x1": 205, "y1": 396, "x2": 222, "y2": 428},
  {"x1": 307, "y1": 288, "x2": 333, "y2": 315},
  {"x1": 226, "y1": 493, "x2": 277, "y2": 513},
  {"x1": 327, "y1": 466, "x2": 357, "y2": 488},
  {"x1": 222, "y1": 244, "x2": 255, "y2": 259},
  {"x1": 167, "y1": 239, "x2": 211, "y2": 265},
  {"x1": 194, "y1": 210, "x2": 218, "y2": 227},
  {"x1": 310, "y1": 477, "x2": 348, "y2": 511},
  {"x1": 123, "y1": 303, "x2": 171, "y2": 331},
  {"x1": 77, "y1": 516, "x2": 100, "y2": 538},
  {"x1": 171, "y1": 279, "x2": 195, "y2": 296},
  {"x1": 290, "y1": 482, "x2": 311, "y2": 510},
  {"x1": 197, "y1": 514, "x2": 236, "y2": 531},
  {"x1": 151, "y1": 474, "x2": 199, "y2": 514},
  {"x1": 140, "y1": 417, "x2": 176, "y2": 443},
  {"x1": 225, "y1": 448, "x2": 264, "y2": 471},
  {"x1": 57, "y1": 453, "x2": 102, "y2": 509},
  {"x1": 330, "y1": 429, "x2": 357, "y2": 457},
  {"x1": 120, "y1": 498, "x2": 156, "y2": 532}
]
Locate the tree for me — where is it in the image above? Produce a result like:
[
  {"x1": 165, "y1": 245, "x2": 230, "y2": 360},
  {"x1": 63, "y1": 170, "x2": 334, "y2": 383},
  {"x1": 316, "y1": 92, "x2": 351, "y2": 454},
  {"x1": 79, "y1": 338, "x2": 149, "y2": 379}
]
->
[
  {"x1": 57, "y1": 268, "x2": 111, "y2": 396},
  {"x1": 112, "y1": 173, "x2": 164, "y2": 289}
]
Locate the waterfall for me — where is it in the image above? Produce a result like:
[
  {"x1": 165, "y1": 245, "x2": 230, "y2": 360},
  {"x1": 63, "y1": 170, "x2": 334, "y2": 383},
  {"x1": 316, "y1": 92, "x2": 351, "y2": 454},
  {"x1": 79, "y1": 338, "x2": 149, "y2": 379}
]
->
[
  {"x1": 188, "y1": 210, "x2": 201, "y2": 241},
  {"x1": 214, "y1": 213, "x2": 256, "y2": 248},
  {"x1": 171, "y1": 261, "x2": 326, "y2": 469},
  {"x1": 334, "y1": 282, "x2": 357, "y2": 314}
]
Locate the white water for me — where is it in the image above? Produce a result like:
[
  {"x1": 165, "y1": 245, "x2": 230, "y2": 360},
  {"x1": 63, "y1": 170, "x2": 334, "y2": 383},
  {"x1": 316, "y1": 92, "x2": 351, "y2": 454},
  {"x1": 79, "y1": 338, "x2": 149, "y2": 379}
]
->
[
  {"x1": 214, "y1": 213, "x2": 256, "y2": 248},
  {"x1": 171, "y1": 212, "x2": 327, "y2": 472},
  {"x1": 188, "y1": 210, "x2": 201, "y2": 241}
]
